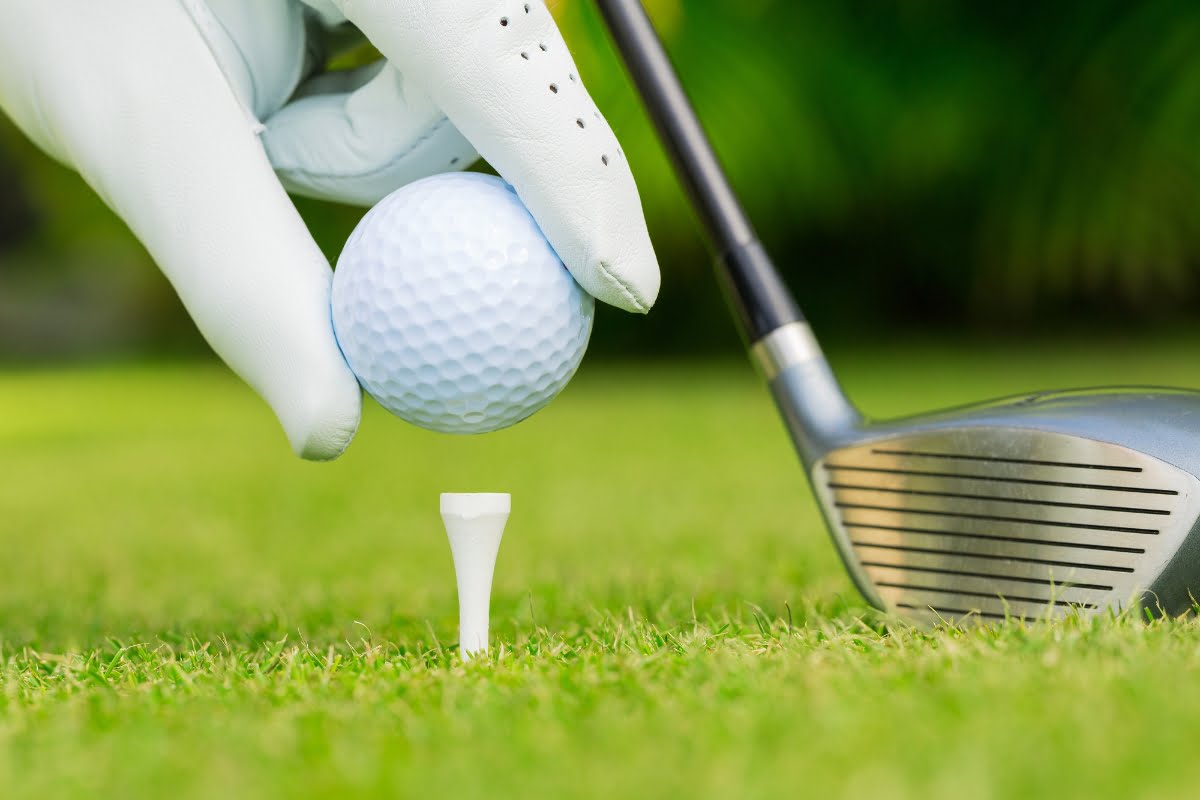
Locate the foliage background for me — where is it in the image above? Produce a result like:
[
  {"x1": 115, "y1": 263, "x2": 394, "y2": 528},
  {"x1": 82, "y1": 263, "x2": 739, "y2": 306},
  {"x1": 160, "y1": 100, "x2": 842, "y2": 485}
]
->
[{"x1": 4, "y1": 0, "x2": 1200, "y2": 357}]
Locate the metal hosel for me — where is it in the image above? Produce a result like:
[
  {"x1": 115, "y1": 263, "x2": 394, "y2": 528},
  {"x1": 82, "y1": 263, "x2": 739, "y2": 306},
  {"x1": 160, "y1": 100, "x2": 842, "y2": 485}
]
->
[{"x1": 752, "y1": 322, "x2": 862, "y2": 464}]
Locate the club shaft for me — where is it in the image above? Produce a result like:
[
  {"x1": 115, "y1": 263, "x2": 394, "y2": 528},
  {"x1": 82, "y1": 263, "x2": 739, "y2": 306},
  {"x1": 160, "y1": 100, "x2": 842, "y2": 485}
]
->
[
  {"x1": 597, "y1": 0, "x2": 861, "y2": 458},
  {"x1": 596, "y1": 0, "x2": 803, "y2": 342}
]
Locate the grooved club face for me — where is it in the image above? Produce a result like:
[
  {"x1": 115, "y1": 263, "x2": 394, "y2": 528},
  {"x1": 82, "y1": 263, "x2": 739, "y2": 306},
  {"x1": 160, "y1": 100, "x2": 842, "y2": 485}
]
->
[
  {"x1": 813, "y1": 427, "x2": 1200, "y2": 624},
  {"x1": 759, "y1": 349, "x2": 1200, "y2": 624}
]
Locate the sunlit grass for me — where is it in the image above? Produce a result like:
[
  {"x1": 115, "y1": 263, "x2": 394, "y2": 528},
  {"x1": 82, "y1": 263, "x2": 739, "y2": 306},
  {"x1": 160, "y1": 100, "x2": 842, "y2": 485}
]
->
[{"x1": 3, "y1": 337, "x2": 1200, "y2": 798}]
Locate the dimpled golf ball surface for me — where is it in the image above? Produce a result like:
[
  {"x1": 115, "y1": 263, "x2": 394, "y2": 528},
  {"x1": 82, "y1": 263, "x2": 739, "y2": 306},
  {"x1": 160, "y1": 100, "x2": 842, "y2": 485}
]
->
[{"x1": 332, "y1": 173, "x2": 595, "y2": 434}]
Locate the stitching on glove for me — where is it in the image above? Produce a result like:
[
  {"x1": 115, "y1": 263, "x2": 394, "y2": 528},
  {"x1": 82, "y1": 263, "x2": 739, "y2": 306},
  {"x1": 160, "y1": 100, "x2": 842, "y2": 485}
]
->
[
  {"x1": 598, "y1": 261, "x2": 649, "y2": 313},
  {"x1": 178, "y1": 0, "x2": 259, "y2": 114}
]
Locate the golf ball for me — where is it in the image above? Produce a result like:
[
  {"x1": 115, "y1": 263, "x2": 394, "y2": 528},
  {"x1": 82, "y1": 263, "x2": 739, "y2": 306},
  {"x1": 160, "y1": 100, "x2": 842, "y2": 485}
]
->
[{"x1": 332, "y1": 172, "x2": 595, "y2": 434}]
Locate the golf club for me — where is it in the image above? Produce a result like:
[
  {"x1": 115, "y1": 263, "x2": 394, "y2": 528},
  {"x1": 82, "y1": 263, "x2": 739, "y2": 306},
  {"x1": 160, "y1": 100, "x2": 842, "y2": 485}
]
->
[{"x1": 597, "y1": 0, "x2": 1200, "y2": 624}]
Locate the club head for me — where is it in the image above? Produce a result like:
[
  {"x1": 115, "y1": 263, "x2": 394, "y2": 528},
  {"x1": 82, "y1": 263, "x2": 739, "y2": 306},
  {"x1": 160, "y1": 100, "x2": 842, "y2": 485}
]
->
[
  {"x1": 759, "y1": 325, "x2": 1200, "y2": 625},
  {"x1": 592, "y1": 0, "x2": 1200, "y2": 625}
]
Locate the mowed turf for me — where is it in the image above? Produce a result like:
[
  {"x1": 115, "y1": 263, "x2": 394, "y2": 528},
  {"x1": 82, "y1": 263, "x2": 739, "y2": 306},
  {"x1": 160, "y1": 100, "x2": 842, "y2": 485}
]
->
[{"x1": 4, "y1": 337, "x2": 1200, "y2": 798}]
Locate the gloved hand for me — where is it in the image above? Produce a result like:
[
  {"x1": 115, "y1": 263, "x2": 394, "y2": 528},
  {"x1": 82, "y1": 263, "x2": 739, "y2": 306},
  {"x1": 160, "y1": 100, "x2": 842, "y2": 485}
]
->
[{"x1": 0, "y1": 0, "x2": 660, "y2": 460}]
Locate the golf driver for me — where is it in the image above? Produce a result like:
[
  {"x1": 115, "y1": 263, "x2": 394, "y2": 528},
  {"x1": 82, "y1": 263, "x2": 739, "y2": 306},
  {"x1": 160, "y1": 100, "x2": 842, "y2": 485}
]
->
[{"x1": 597, "y1": 0, "x2": 1200, "y2": 623}]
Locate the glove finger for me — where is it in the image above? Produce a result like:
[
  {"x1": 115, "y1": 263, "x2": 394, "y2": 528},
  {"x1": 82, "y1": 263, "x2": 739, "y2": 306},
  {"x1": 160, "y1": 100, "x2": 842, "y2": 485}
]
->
[
  {"x1": 44, "y1": 3, "x2": 362, "y2": 459},
  {"x1": 334, "y1": 0, "x2": 661, "y2": 312},
  {"x1": 261, "y1": 63, "x2": 478, "y2": 206}
]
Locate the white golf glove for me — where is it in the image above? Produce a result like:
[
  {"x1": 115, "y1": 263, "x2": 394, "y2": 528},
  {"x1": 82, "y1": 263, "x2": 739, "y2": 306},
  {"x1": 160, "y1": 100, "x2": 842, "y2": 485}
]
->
[{"x1": 0, "y1": 1, "x2": 660, "y2": 460}]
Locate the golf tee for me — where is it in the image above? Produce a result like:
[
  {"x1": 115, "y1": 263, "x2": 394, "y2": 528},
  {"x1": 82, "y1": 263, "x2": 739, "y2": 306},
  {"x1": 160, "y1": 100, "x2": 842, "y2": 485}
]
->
[{"x1": 440, "y1": 493, "x2": 510, "y2": 660}]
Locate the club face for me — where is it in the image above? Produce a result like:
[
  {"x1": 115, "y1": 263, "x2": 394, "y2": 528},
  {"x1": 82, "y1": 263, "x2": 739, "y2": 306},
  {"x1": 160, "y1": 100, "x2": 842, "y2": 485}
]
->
[
  {"x1": 595, "y1": 0, "x2": 1200, "y2": 623},
  {"x1": 774, "y1": 383, "x2": 1200, "y2": 624}
]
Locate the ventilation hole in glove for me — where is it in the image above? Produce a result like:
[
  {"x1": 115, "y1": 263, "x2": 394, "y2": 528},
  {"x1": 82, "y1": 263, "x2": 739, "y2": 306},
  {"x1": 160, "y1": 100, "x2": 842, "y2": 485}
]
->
[
  {"x1": 549, "y1": 83, "x2": 558, "y2": 93},
  {"x1": 500, "y1": 17, "x2": 509, "y2": 26},
  {"x1": 521, "y1": 52, "x2": 530, "y2": 60},
  {"x1": 569, "y1": 73, "x2": 576, "y2": 82},
  {"x1": 602, "y1": 155, "x2": 609, "y2": 166},
  {"x1": 576, "y1": 119, "x2": 585, "y2": 128},
  {"x1": 539, "y1": 43, "x2": 548, "y2": 51},
  {"x1": 450, "y1": 157, "x2": 460, "y2": 166},
  {"x1": 524, "y1": 3, "x2": 531, "y2": 12}
]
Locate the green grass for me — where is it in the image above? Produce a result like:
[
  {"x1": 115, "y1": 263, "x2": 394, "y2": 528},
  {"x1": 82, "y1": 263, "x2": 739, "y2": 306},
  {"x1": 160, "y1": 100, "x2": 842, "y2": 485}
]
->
[{"x1": 4, "y1": 337, "x2": 1200, "y2": 798}]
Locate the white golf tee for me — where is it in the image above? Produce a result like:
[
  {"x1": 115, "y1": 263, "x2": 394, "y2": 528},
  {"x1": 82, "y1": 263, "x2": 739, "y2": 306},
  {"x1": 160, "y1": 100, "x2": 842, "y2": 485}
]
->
[{"x1": 440, "y1": 493, "x2": 510, "y2": 660}]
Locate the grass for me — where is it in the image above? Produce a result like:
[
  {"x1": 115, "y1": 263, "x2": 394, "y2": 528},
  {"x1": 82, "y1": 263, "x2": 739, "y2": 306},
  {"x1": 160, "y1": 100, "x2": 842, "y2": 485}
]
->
[{"x1": 4, "y1": 336, "x2": 1200, "y2": 797}]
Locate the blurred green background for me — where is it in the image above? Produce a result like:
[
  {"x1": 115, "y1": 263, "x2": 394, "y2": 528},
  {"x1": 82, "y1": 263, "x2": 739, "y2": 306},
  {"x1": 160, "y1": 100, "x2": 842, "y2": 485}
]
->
[
  {"x1": 4, "y1": 0, "x2": 1200, "y2": 359},
  {"x1": 7, "y1": 7, "x2": 1200, "y2": 794}
]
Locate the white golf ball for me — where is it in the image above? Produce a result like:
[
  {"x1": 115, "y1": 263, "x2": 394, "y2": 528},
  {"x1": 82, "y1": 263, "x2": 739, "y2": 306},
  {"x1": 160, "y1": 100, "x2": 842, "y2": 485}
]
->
[{"x1": 332, "y1": 172, "x2": 594, "y2": 434}]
